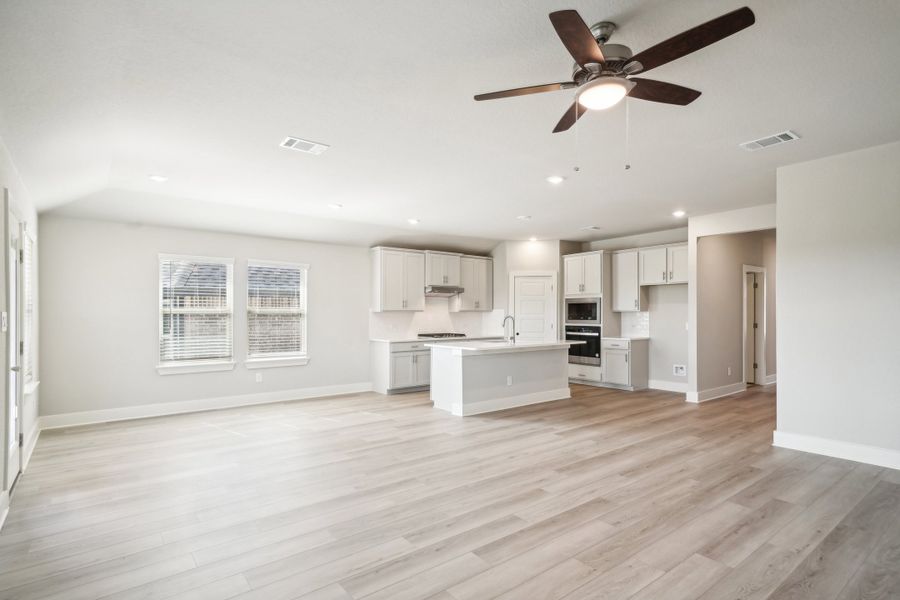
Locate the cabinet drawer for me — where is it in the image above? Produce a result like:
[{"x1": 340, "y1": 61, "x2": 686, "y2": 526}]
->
[
  {"x1": 568, "y1": 363, "x2": 603, "y2": 382},
  {"x1": 602, "y1": 339, "x2": 630, "y2": 350},
  {"x1": 391, "y1": 341, "x2": 429, "y2": 353}
]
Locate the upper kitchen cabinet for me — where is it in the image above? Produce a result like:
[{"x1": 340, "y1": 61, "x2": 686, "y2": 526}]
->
[
  {"x1": 564, "y1": 251, "x2": 604, "y2": 297},
  {"x1": 371, "y1": 247, "x2": 425, "y2": 311},
  {"x1": 667, "y1": 244, "x2": 688, "y2": 284},
  {"x1": 450, "y1": 256, "x2": 493, "y2": 312},
  {"x1": 425, "y1": 251, "x2": 461, "y2": 287},
  {"x1": 639, "y1": 247, "x2": 668, "y2": 285},
  {"x1": 612, "y1": 250, "x2": 647, "y2": 312},
  {"x1": 638, "y1": 243, "x2": 688, "y2": 286}
]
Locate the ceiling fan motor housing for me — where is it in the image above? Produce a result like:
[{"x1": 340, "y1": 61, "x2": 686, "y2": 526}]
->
[{"x1": 572, "y1": 43, "x2": 635, "y2": 84}]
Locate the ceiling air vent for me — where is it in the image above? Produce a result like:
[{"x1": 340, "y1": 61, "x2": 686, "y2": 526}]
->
[
  {"x1": 739, "y1": 130, "x2": 800, "y2": 152},
  {"x1": 280, "y1": 136, "x2": 330, "y2": 155}
]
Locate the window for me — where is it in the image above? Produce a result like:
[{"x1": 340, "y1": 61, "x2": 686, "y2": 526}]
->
[
  {"x1": 158, "y1": 255, "x2": 234, "y2": 373},
  {"x1": 247, "y1": 261, "x2": 308, "y2": 364},
  {"x1": 22, "y1": 230, "x2": 36, "y2": 386}
]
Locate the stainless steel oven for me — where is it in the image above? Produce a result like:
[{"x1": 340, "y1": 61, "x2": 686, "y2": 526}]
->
[
  {"x1": 565, "y1": 325, "x2": 601, "y2": 365},
  {"x1": 565, "y1": 297, "x2": 601, "y2": 326}
]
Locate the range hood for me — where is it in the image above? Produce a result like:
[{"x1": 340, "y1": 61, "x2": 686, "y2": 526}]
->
[{"x1": 424, "y1": 285, "x2": 464, "y2": 297}]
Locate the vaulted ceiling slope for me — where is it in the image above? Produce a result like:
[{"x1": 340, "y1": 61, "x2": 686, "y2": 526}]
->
[{"x1": 1, "y1": 0, "x2": 899, "y2": 250}]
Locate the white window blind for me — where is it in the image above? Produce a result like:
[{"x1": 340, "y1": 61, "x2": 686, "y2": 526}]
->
[
  {"x1": 247, "y1": 261, "x2": 307, "y2": 358},
  {"x1": 159, "y1": 255, "x2": 233, "y2": 364},
  {"x1": 22, "y1": 231, "x2": 36, "y2": 383}
]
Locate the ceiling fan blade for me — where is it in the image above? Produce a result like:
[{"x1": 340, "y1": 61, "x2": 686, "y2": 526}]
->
[
  {"x1": 628, "y1": 78, "x2": 701, "y2": 105},
  {"x1": 553, "y1": 102, "x2": 588, "y2": 133},
  {"x1": 629, "y1": 7, "x2": 755, "y2": 74},
  {"x1": 474, "y1": 82, "x2": 576, "y2": 101},
  {"x1": 549, "y1": 10, "x2": 605, "y2": 66}
]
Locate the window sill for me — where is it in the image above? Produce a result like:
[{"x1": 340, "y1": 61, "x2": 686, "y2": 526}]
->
[
  {"x1": 24, "y1": 381, "x2": 40, "y2": 395},
  {"x1": 245, "y1": 356, "x2": 309, "y2": 369},
  {"x1": 157, "y1": 361, "x2": 236, "y2": 375}
]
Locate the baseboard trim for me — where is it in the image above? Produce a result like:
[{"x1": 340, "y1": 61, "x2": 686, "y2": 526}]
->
[
  {"x1": 22, "y1": 421, "x2": 40, "y2": 470},
  {"x1": 39, "y1": 382, "x2": 374, "y2": 430},
  {"x1": 764, "y1": 374, "x2": 777, "y2": 385},
  {"x1": 456, "y1": 387, "x2": 571, "y2": 417},
  {"x1": 0, "y1": 490, "x2": 8, "y2": 533},
  {"x1": 686, "y1": 382, "x2": 746, "y2": 404},
  {"x1": 648, "y1": 380, "x2": 688, "y2": 393},
  {"x1": 773, "y1": 430, "x2": 900, "y2": 471}
]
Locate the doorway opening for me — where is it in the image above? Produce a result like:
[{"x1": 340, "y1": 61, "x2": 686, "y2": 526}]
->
[{"x1": 743, "y1": 265, "x2": 766, "y2": 386}]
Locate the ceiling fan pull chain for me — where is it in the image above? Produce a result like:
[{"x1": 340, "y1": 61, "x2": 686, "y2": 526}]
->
[
  {"x1": 624, "y1": 98, "x2": 631, "y2": 171},
  {"x1": 575, "y1": 105, "x2": 581, "y2": 173}
]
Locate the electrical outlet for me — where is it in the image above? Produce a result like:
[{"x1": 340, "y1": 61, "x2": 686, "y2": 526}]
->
[
  {"x1": 255, "y1": 373, "x2": 263, "y2": 383},
  {"x1": 727, "y1": 367, "x2": 732, "y2": 376},
  {"x1": 506, "y1": 375, "x2": 513, "y2": 386},
  {"x1": 673, "y1": 364, "x2": 686, "y2": 377}
]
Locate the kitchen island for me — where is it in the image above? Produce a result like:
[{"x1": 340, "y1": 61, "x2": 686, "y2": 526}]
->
[{"x1": 426, "y1": 340, "x2": 583, "y2": 416}]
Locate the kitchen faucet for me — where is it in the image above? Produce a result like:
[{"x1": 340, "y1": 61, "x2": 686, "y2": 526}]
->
[{"x1": 502, "y1": 315, "x2": 516, "y2": 344}]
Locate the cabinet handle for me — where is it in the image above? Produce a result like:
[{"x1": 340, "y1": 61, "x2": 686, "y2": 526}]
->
[
  {"x1": 662, "y1": 271, "x2": 666, "y2": 282},
  {"x1": 669, "y1": 270, "x2": 673, "y2": 281},
  {"x1": 634, "y1": 299, "x2": 638, "y2": 309}
]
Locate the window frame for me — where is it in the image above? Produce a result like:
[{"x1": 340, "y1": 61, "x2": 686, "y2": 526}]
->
[
  {"x1": 245, "y1": 259, "x2": 309, "y2": 369},
  {"x1": 157, "y1": 253, "x2": 235, "y2": 375}
]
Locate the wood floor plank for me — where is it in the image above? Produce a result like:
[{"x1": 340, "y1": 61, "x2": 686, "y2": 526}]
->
[{"x1": 0, "y1": 384, "x2": 896, "y2": 600}]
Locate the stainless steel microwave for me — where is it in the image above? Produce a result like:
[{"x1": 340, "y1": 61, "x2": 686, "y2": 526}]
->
[{"x1": 565, "y1": 297, "x2": 601, "y2": 326}]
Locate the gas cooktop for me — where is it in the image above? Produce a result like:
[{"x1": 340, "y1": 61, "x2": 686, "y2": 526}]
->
[{"x1": 417, "y1": 333, "x2": 467, "y2": 339}]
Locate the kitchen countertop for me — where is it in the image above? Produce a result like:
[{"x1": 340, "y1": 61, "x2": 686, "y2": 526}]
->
[
  {"x1": 370, "y1": 336, "x2": 504, "y2": 343},
  {"x1": 425, "y1": 340, "x2": 584, "y2": 356}
]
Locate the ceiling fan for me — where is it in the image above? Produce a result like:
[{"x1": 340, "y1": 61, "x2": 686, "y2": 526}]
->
[{"x1": 474, "y1": 7, "x2": 755, "y2": 133}]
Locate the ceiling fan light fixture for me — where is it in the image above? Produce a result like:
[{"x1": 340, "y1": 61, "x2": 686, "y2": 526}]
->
[{"x1": 577, "y1": 77, "x2": 635, "y2": 110}]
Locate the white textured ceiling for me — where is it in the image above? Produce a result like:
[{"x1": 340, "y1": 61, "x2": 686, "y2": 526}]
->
[{"x1": 1, "y1": 0, "x2": 899, "y2": 251}]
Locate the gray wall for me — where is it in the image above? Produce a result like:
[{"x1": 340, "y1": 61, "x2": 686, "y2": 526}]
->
[
  {"x1": 39, "y1": 216, "x2": 371, "y2": 417},
  {"x1": 647, "y1": 285, "x2": 688, "y2": 385},
  {"x1": 697, "y1": 229, "x2": 776, "y2": 390},
  {"x1": 777, "y1": 140, "x2": 900, "y2": 452}
]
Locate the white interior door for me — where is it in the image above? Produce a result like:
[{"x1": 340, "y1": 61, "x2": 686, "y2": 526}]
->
[
  {"x1": 6, "y1": 210, "x2": 21, "y2": 490},
  {"x1": 513, "y1": 275, "x2": 556, "y2": 342}
]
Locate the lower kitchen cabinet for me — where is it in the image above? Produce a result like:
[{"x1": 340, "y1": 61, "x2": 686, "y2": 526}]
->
[
  {"x1": 568, "y1": 338, "x2": 649, "y2": 391},
  {"x1": 391, "y1": 351, "x2": 430, "y2": 389},
  {"x1": 371, "y1": 340, "x2": 431, "y2": 393}
]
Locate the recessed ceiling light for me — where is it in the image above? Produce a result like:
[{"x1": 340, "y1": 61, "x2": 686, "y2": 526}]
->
[
  {"x1": 516, "y1": 215, "x2": 532, "y2": 221},
  {"x1": 407, "y1": 218, "x2": 420, "y2": 225},
  {"x1": 148, "y1": 174, "x2": 168, "y2": 183},
  {"x1": 328, "y1": 203, "x2": 343, "y2": 210},
  {"x1": 672, "y1": 210, "x2": 686, "y2": 218},
  {"x1": 529, "y1": 236, "x2": 537, "y2": 242},
  {"x1": 546, "y1": 175, "x2": 565, "y2": 185}
]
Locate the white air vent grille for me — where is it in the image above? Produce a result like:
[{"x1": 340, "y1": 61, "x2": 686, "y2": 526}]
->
[
  {"x1": 280, "y1": 136, "x2": 330, "y2": 155},
  {"x1": 739, "y1": 130, "x2": 800, "y2": 152}
]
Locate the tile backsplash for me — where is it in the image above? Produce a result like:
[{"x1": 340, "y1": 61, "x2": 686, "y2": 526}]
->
[
  {"x1": 369, "y1": 297, "x2": 487, "y2": 339},
  {"x1": 620, "y1": 311, "x2": 650, "y2": 338}
]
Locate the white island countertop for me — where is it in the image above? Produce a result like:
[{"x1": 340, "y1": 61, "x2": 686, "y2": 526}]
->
[{"x1": 425, "y1": 340, "x2": 583, "y2": 356}]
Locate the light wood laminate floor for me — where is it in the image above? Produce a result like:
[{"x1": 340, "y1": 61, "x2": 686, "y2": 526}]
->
[{"x1": 1, "y1": 384, "x2": 898, "y2": 600}]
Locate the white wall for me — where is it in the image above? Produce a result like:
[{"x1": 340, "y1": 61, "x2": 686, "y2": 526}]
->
[
  {"x1": 775, "y1": 141, "x2": 900, "y2": 468},
  {"x1": 39, "y1": 216, "x2": 371, "y2": 421}
]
